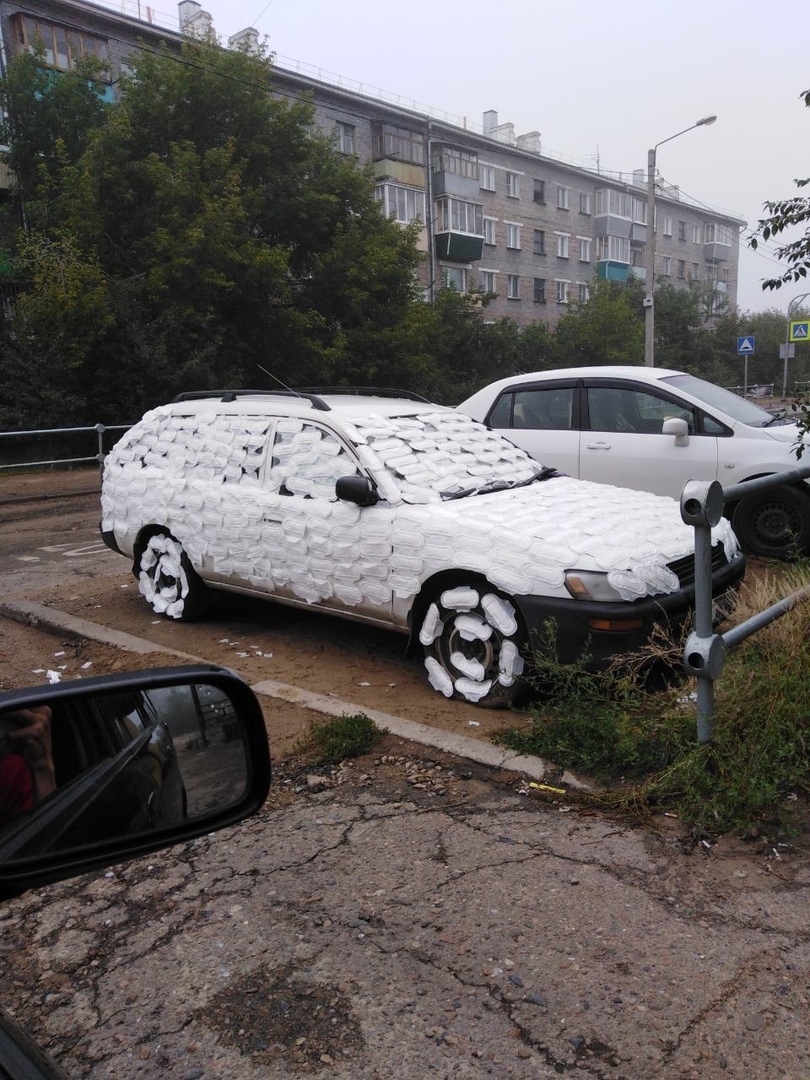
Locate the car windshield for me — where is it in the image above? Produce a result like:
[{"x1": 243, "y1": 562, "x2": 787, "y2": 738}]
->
[
  {"x1": 662, "y1": 373, "x2": 783, "y2": 428},
  {"x1": 349, "y1": 411, "x2": 541, "y2": 502}
]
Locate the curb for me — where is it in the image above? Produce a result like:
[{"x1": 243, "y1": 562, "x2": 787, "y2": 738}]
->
[{"x1": 1, "y1": 598, "x2": 589, "y2": 790}]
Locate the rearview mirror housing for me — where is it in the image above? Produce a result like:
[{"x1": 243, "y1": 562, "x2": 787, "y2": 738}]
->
[{"x1": 0, "y1": 666, "x2": 271, "y2": 900}]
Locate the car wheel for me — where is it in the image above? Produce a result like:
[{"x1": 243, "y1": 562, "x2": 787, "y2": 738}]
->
[
  {"x1": 732, "y1": 485, "x2": 810, "y2": 559},
  {"x1": 419, "y1": 584, "x2": 526, "y2": 708},
  {"x1": 135, "y1": 532, "x2": 209, "y2": 620}
]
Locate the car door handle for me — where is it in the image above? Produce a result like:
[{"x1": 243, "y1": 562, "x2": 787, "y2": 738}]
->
[{"x1": 585, "y1": 441, "x2": 612, "y2": 450}]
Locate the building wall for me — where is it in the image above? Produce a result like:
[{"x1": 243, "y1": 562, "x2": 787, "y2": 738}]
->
[{"x1": 0, "y1": 0, "x2": 744, "y2": 329}]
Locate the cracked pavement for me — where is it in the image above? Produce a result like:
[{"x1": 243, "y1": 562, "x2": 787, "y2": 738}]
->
[{"x1": 2, "y1": 750, "x2": 809, "y2": 1079}]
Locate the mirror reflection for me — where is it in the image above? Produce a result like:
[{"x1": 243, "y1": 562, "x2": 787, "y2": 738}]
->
[{"x1": 0, "y1": 681, "x2": 249, "y2": 860}]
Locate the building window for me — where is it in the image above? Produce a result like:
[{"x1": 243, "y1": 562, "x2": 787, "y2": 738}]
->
[
  {"x1": 436, "y1": 197, "x2": 484, "y2": 236},
  {"x1": 557, "y1": 185, "x2": 570, "y2": 210},
  {"x1": 662, "y1": 256, "x2": 671, "y2": 276},
  {"x1": 442, "y1": 266, "x2": 468, "y2": 292},
  {"x1": 692, "y1": 223, "x2": 702, "y2": 243},
  {"x1": 372, "y1": 122, "x2": 425, "y2": 165},
  {"x1": 678, "y1": 220, "x2": 687, "y2": 240},
  {"x1": 555, "y1": 233, "x2": 570, "y2": 258},
  {"x1": 506, "y1": 171, "x2": 520, "y2": 198},
  {"x1": 704, "y1": 223, "x2": 733, "y2": 245},
  {"x1": 533, "y1": 277, "x2": 546, "y2": 303},
  {"x1": 596, "y1": 235, "x2": 630, "y2": 263},
  {"x1": 506, "y1": 223, "x2": 521, "y2": 249},
  {"x1": 336, "y1": 122, "x2": 355, "y2": 155},
  {"x1": 483, "y1": 217, "x2": 496, "y2": 246},
  {"x1": 479, "y1": 165, "x2": 495, "y2": 191},
  {"x1": 14, "y1": 14, "x2": 110, "y2": 73},
  {"x1": 677, "y1": 259, "x2": 686, "y2": 279},
  {"x1": 375, "y1": 183, "x2": 425, "y2": 224},
  {"x1": 533, "y1": 229, "x2": 546, "y2": 256},
  {"x1": 579, "y1": 192, "x2": 592, "y2": 215},
  {"x1": 578, "y1": 283, "x2": 589, "y2": 302},
  {"x1": 507, "y1": 274, "x2": 520, "y2": 300},
  {"x1": 663, "y1": 216, "x2": 673, "y2": 236},
  {"x1": 433, "y1": 146, "x2": 478, "y2": 179},
  {"x1": 480, "y1": 270, "x2": 497, "y2": 293},
  {"x1": 577, "y1": 237, "x2": 591, "y2": 262},
  {"x1": 691, "y1": 262, "x2": 700, "y2": 281},
  {"x1": 533, "y1": 179, "x2": 546, "y2": 204},
  {"x1": 556, "y1": 280, "x2": 569, "y2": 304}
]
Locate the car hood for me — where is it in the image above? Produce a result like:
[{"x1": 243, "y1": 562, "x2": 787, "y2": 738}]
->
[
  {"x1": 757, "y1": 420, "x2": 809, "y2": 447},
  {"x1": 394, "y1": 476, "x2": 739, "y2": 603}
]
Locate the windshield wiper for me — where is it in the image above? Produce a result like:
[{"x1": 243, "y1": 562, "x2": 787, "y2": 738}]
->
[{"x1": 441, "y1": 466, "x2": 558, "y2": 501}]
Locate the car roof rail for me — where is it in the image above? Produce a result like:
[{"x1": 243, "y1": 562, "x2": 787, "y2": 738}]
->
[
  {"x1": 172, "y1": 389, "x2": 331, "y2": 410},
  {"x1": 296, "y1": 386, "x2": 434, "y2": 404}
]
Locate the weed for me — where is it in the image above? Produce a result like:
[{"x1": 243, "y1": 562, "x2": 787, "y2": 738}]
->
[
  {"x1": 296, "y1": 712, "x2": 384, "y2": 765},
  {"x1": 495, "y1": 573, "x2": 810, "y2": 837}
]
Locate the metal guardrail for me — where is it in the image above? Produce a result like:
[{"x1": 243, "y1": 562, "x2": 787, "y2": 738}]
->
[
  {"x1": 681, "y1": 465, "x2": 810, "y2": 741},
  {"x1": 0, "y1": 423, "x2": 131, "y2": 474}
]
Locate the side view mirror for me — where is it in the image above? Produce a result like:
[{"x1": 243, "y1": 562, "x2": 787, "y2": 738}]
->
[
  {"x1": 662, "y1": 416, "x2": 690, "y2": 446},
  {"x1": 0, "y1": 666, "x2": 271, "y2": 900},
  {"x1": 336, "y1": 474, "x2": 379, "y2": 507}
]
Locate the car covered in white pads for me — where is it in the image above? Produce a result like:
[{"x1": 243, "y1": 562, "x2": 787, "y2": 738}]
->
[{"x1": 100, "y1": 390, "x2": 745, "y2": 707}]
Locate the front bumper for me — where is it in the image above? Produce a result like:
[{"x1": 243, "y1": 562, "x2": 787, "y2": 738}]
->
[{"x1": 515, "y1": 550, "x2": 746, "y2": 667}]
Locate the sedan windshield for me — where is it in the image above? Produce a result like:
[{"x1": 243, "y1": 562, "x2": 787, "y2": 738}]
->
[
  {"x1": 662, "y1": 374, "x2": 782, "y2": 428},
  {"x1": 350, "y1": 411, "x2": 540, "y2": 503}
]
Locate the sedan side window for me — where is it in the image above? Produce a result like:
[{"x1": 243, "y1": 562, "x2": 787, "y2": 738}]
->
[
  {"x1": 587, "y1": 387, "x2": 695, "y2": 434},
  {"x1": 269, "y1": 422, "x2": 359, "y2": 499},
  {"x1": 490, "y1": 387, "x2": 574, "y2": 430}
]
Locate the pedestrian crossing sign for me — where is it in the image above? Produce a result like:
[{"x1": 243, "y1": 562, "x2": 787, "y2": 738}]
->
[{"x1": 790, "y1": 321, "x2": 809, "y2": 342}]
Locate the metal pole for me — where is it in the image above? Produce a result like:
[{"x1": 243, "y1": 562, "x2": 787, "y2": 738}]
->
[
  {"x1": 783, "y1": 293, "x2": 810, "y2": 398},
  {"x1": 644, "y1": 148, "x2": 656, "y2": 367}
]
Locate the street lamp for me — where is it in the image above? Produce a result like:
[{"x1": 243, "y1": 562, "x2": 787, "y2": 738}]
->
[
  {"x1": 782, "y1": 293, "x2": 810, "y2": 398},
  {"x1": 644, "y1": 115, "x2": 717, "y2": 367}
]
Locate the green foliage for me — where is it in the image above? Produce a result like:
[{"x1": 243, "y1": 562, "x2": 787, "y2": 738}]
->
[
  {"x1": 554, "y1": 278, "x2": 644, "y2": 367},
  {"x1": 750, "y1": 89, "x2": 810, "y2": 290},
  {"x1": 495, "y1": 575, "x2": 810, "y2": 838},
  {"x1": 297, "y1": 713, "x2": 384, "y2": 765}
]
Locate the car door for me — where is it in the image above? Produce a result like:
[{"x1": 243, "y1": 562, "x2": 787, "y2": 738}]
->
[
  {"x1": 579, "y1": 380, "x2": 720, "y2": 498},
  {"x1": 484, "y1": 381, "x2": 580, "y2": 476}
]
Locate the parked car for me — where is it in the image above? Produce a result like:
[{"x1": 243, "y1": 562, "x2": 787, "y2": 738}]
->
[
  {"x1": 458, "y1": 366, "x2": 810, "y2": 559},
  {"x1": 100, "y1": 390, "x2": 744, "y2": 707},
  {"x1": 0, "y1": 665, "x2": 272, "y2": 1079}
]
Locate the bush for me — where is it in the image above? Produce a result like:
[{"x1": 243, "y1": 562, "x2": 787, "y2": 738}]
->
[{"x1": 297, "y1": 712, "x2": 384, "y2": 765}]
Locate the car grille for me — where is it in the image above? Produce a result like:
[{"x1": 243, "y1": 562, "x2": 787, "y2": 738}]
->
[{"x1": 667, "y1": 544, "x2": 728, "y2": 589}]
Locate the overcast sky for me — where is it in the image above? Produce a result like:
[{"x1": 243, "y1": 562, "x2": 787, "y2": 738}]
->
[{"x1": 139, "y1": 0, "x2": 810, "y2": 322}]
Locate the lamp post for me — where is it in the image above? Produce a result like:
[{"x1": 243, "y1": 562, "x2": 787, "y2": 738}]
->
[
  {"x1": 782, "y1": 293, "x2": 810, "y2": 399},
  {"x1": 644, "y1": 115, "x2": 717, "y2": 367}
]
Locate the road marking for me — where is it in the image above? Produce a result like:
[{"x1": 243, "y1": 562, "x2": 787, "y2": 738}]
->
[
  {"x1": 16, "y1": 556, "x2": 41, "y2": 562},
  {"x1": 38, "y1": 541, "x2": 111, "y2": 558}
]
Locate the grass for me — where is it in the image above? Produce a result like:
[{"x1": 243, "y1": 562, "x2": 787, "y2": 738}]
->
[
  {"x1": 495, "y1": 566, "x2": 810, "y2": 837},
  {"x1": 296, "y1": 712, "x2": 384, "y2": 765}
]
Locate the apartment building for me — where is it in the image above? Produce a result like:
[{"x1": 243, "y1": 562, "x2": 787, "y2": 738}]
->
[{"x1": 0, "y1": 0, "x2": 744, "y2": 328}]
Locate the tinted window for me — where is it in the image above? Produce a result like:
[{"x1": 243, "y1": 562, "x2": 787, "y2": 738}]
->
[
  {"x1": 491, "y1": 387, "x2": 574, "y2": 430},
  {"x1": 587, "y1": 386, "x2": 695, "y2": 434}
]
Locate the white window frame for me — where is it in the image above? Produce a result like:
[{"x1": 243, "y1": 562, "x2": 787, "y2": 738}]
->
[
  {"x1": 555, "y1": 232, "x2": 570, "y2": 259},
  {"x1": 692, "y1": 224, "x2": 702, "y2": 243},
  {"x1": 506, "y1": 222, "x2": 522, "y2": 250},
  {"x1": 556, "y1": 279, "x2": 570, "y2": 304},
  {"x1": 662, "y1": 255, "x2": 671, "y2": 276},
  {"x1": 506, "y1": 171, "x2": 520, "y2": 198},
  {"x1": 579, "y1": 192, "x2": 592, "y2": 215},
  {"x1": 483, "y1": 217, "x2": 497, "y2": 246},
  {"x1": 336, "y1": 121, "x2": 355, "y2": 155},
  {"x1": 557, "y1": 185, "x2": 570, "y2": 210},
  {"x1": 479, "y1": 269, "x2": 497, "y2": 293},
  {"x1": 375, "y1": 183, "x2": 426, "y2": 225},
  {"x1": 479, "y1": 164, "x2": 495, "y2": 191},
  {"x1": 577, "y1": 282, "x2": 589, "y2": 302},
  {"x1": 577, "y1": 236, "x2": 591, "y2": 262},
  {"x1": 507, "y1": 274, "x2": 521, "y2": 300},
  {"x1": 663, "y1": 216, "x2": 673, "y2": 237},
  {"x1": 441, "y1": 265, "x2": 468, "y2": 292}
]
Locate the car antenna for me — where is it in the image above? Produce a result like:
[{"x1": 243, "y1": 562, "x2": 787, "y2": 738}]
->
[{"x1": 257, "y1": 364, "x2": 304, "y2": 399}]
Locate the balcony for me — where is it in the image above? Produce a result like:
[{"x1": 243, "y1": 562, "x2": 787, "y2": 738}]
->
[
  {"x1": 597, "y1": 260, "x2": 630, "y2": 282},
  {"x1": 434, "y1": 232, "x2": 485, "y2": 262}
]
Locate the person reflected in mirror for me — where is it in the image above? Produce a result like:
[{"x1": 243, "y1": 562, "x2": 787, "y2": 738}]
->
[{"x1": 0, "y1": 707, "x2": 56, "y2": 825}]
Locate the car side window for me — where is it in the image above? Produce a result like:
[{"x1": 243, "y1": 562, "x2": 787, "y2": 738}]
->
[
  {"x1": 489, "y1": 387, "x2": 574, "y2": 430},
  {"x1": 587, "y1": 387, "x2": 695, "y2": 434},
  {"x1": 268, "y1": 421, "x2": 360, "y2": 499}
]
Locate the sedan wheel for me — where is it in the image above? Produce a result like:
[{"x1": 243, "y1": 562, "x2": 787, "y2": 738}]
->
[
  {"x1": 136, "y1": 532, "x2": 209, "y2": 620},
  {"x1": 732, "y1": 486, "x2": 810, "y2": 559}
]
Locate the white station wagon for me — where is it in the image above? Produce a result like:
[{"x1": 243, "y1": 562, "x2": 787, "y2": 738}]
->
[
  {"x1": 101, "y1": 390, "x2": 744, "y2": 707},
  {"x1": 458, "y1": 365, "x2": 810, "y2": 559}
]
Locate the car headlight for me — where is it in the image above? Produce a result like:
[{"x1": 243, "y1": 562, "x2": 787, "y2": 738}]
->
[{"x1": 564, "y1": 570, "x2": 625, "y2": 603}]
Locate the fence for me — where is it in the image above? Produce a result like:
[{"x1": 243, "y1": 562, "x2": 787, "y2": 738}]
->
[
  {"x1": 0, "y1": 423, "x2": 131, "y2": 475},
  {"x1": 682, "y1": 466, "x2": 810, "y2": 741}
]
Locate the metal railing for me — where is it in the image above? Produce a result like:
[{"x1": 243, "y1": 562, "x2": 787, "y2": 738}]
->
[
  {"x1": 681, "y1": 466, "x2": 810, "y2": 741},
  {"x1": 0, "y1": 423, "x2": 131, "y2": 475}
]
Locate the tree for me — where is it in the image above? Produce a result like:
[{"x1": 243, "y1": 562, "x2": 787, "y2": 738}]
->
[
  {"x1": 750, "y1": 89, "x2": 810, "y2": 290},
  {"x1": 553, "y1": 278, "x2": 643, "y2": 366},
  {"x1": 0, "y1": 38, "x2": 423, "y2": 422}
]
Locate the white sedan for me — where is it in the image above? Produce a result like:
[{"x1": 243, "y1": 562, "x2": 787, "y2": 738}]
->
[{"x1": 458, "y1": 365, "x2": 810, "y2": 559}]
